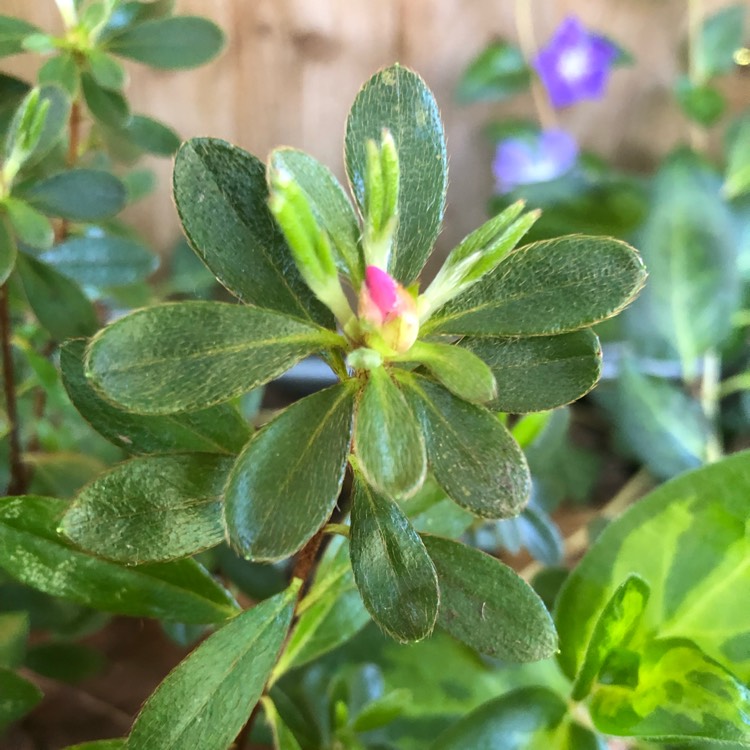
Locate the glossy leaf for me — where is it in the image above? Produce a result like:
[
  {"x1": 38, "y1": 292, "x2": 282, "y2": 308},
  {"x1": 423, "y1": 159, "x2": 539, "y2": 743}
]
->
[
  {"x1": 0, "y1": 496, "x2": 239, "y2": 623},
  {"x1": 273, "y1": 537, "x2": 369, "y2": 677},
  {"x1": 355, "y1": 366, "x2": 426, "y2": 498},
  {"x1": 403, "y1": 341, "x2": 497, "y2": 404},
  {"x1": 128, "y1": 585, "x2": 297, "y2": 750},
  {"x1": 60, "y1": 339, "x2": 251, "y2": 455},
  {"x1": 422, "y1": 535, "x2": 557, "y2": 661},
  {"x1": 23, "y1": 169, "x2": 127, "y2": 221},
  {"x1": 0, "y1": 612, "x2": 28, "y2": 668},
  {"x1": 123, "y1": 113, "x2": 180, "y2": 156},
  {"x1": 174, "y1": 138, "x2": 331, "y2": 324},
  {"x1": 431, "y1": 687, "x2": 567, "y2": 750},
  {"x1": 457, "y1": 41, "x2": 531, "y2": 104},
  {"x1": 402, "y1": 374, "x2": 530, "y2": 519},
  {"x1": 556, "y1": 450, "x2": 750, "y2": 683},
  {"x1": 350, "y1": 477, "x2": 439, "y2": 642},
  {"x1": 225, "y1": 384, "x2": 355, "y2": 561},
  {"x1": 0, "y1": 667, "x2": 42, "y2": 731},
  {"x1": 460, "y1": 329, "x2": 602, "y2": 413},
  {"x1": 0, "y1": 16, "x2": 41, "y2": 58},
  {"x1": 0, "y1": 216, "x2": 17, "y2": 285},
  {"x1": 16, "y1": 253, "x2": 98, "y2": 340},
  {"x1": 107, "y1": 17, "x2": 225, "y2": 69},
  {"x1": 424, "y1": 236, "x2": 646, "y2": 336},
  {"x1": 81, "y1": 72, "x2": 130, "y2": 128},
  {"x1": 571, "y1": 575, "x2": 650, "y2": 700},
  {"x1": 62, "y1": 454, "x2": 232, "y2": 563},
  {"x1": 345, "y1": 64, "x2": 447, "y2": 284},
  {"x1": 4, "y1": 198, "x2": 54, "y2": 250},
  {"x1": 270, "y1": 148, "x2": 362, "y2": 283},
  {"x1": 40, "y1": 233, "x2": 157, "y2": 288},
  {"x1": 85, "y1": 301, "x2": 336, "y2": 413}
]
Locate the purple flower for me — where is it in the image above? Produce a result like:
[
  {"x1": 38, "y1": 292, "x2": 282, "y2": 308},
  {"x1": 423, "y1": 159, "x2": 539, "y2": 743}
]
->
[
  {"x1": 534, "y1": 17, "x2": 618, "y2": 108},
  {"x1": 492, "y1": 129, "x2": 579, "y2": 194}
]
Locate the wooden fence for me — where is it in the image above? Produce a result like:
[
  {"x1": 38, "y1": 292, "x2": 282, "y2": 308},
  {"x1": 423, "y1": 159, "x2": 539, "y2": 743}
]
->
[{"x1": 3, "y1": 0, "x2": 747, "y2": 256}]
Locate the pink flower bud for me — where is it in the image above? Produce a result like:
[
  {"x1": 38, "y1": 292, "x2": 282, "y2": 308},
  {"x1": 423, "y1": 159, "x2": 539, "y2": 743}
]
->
[{"x1": 365, "y1": 266, "x2": 399, "y2": 318}]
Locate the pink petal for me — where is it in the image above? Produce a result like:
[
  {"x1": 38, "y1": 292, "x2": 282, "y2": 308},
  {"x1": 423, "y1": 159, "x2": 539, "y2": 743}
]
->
[{"x1": 365, "y1": 265, "x2": 399, "y2": 316}]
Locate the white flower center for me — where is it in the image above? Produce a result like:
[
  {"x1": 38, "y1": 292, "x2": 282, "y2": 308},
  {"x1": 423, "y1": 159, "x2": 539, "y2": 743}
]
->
[{"x1": 557, "y1": 47, "x2": 590, "y2": 82}]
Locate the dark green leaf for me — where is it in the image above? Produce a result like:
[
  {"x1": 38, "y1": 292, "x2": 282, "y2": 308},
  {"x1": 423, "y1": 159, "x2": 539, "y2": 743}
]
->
[
  {"x1": 403, "y1": 341, "x2": 497, "y2": 403},
  {"x1": 40, "y1": 233, "x2": 157, "y2": 288},
  {"x1": 422, "y1": 535, "x2": 557, "y2": 660},
  {"x1": 355, "y1": 366, "x2": 426, "y2": 498},
  {"x1": 0, "y1": 16, "x2": 42, "y2": 58},
  {"x1": 25, "y1": 642, "x2": 104, "y2": 683},
  {"x1": 16, "y1": 253, "x2": 98, "y2": 340},
  {"x1": 102, "y1": 0, "x2": 175, "y2": 37},
  {"x1": 128, "y1": 585, "x2": 297, "y2": 750},
  {"x1": 272, "y1": 537, "x2": 369, "y2": 676},
  {"x1": 401, "y1": 374, "x2": 530, "y2": 519},
  {"x1": 457, "y1": 41, "x2": 531, "y2": 104},
  {"x1": 591, "y1": 639, "x2": 750, "y2": 744},
  {"x1": 87, "y1": 50, "x2": 126, "y2": 91},
  {"x1": 460, "y1": 329, "x2": 602, "y2": 413},
  {"x1": 63, "y1": 741, "x2": 126, "y2": 750},
  {"x1": 351, "y1": 688, "x2": 411, "y2": 731},
  {"x1": 62, "y1": 454, "x2": 233, "y2": 563},
  {"x1": 38, "y1": 55, "x2": 80, "y2": 97},
  {"x1": 81, "y1": 71, "x2": 130, "y2": 128},
  {"x1": 225, "y1": 384, "x2": 355, "y2": 561},
  {"x1": 4, "y1": 198, "x2": 54, "y2": 250},
  {"x1": 123, "y1": 114, "x2": 180, "y2": 156},
  {"x1": 675, "y1": 77, "x2": 726, "y2": 127},
  {"x1": 0, "y1": 667, "x2": 42, "y2": 731},
  {"x1": 107, "y1": 16, "x2": 225, "y2": 69},
  {"x1": 173, "y1": 138, "x2": 331, "y2": 324},
  {"x1": 696, "y1": 4, "x2": 746, "y2": 79},
  {"x1": 22, "y1": 169, "x2": 127, "y2": 220},
  {"x1": 556, "y1": 450, "x2": 750, "y2": 683},
  {"x1": 345, "y1": 64, "x2": 447, "y2": 284},
  {"x1": 350, "y1": 477, "x2": 439, "y2": 643},
  {"x1": 424, "y1": 236, "x2": 646, "y2": 336},
  {"x1": 85, "y1": 301, "x2": 337, "y2": 413},
  {"x1": 431, "y1": 686, "x2": 567, "y2": 750},
  {"x1": 405, "y1": 478, "x2": 474, "y2": 538},
  {"x1": 60, "y1": 339, "x2": 251, "y2": 455},
  {"x1": 270, "y1": 148, "x2": 362, "y2": 283},
  {"x1": 0, "y1": 495, "x2": 239, "y2": 623},
  {"x1": 724, "y1": 110, "x2": 750, "y2": 199},
  {"x1": 0, "y1": 216, "x2": 17, "y2": 284},
  {"x1": 571, "y1": 575, "x2": 650, "y2": 700},
  {"x1": 0, "y1": 612, "x2": 28, "y2": 668},
  {"x1": 0, "y1": 74, "x2": 29, "y2": 139}
]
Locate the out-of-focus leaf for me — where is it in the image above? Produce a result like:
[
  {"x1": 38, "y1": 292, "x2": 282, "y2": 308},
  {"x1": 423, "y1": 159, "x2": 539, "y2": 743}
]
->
[
  {"x1": 457, "y1": 41, "x2": 531, "y2": 104},
  {"x1": 0, "y1": 667, "x2": 42, "y2": 731}
]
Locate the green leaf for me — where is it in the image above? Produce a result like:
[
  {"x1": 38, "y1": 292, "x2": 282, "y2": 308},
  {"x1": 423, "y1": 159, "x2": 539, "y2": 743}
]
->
[
  {"x1": 422, "y1": 535, "x2": 557, "y2": 661},
  {"x1": 128, "y1": 585, "x2": 297, "y2": 750},
  {"x1": 591, "y1": 639, "x2": 750, "y2": 744},
  {"x1": 405, "y1": 477, "x2": 474, "y2": 538},
  {"x1": 0, "y1": 74, "x2": 29, "y2": 141},
  {"x1": 40, "y1": 233, "x2": 157, "y2": 288},
  {"x1": 0, "y1": 667, "x2": 42, "y2": 731},
  {"x1": 107, "y1": 16, "x2": 225, "y2": 69},
  {"x1": 724, "y1": 110, "x2": 750, "y2": 199},
  {"x1": 0, "y1": 612, "x2": 28, "y2": 668},
  {"x1": 345, "y1": 64, "x2": 447, "y2": 284},
  {"x1": 22, "y1": 169, "x2": 127, "y2": 221},
  {"x1": 62, "y1": 741, "x2": 126, "y2": 750},
  {"x1": 0, "y1": 216, "x2": 17, "y2": 285},
  {"x1": 27, "y1": 452, "x2": 105, "y2": 499},
  {"x1": 87, "y1": 50, "x2": 126, "y2": 90},
  {"x1": 401, "y1": 374, "x2": 530, "y2": 519},
  {"x1": 102, "y1": 0, "x2": 175, "y2": 37},
  {"x1": 0, "y1": 495, "x2": 239, "y2": 623},
  {"x1": 61, "y1": 454, "x2": 233, "y2": 563},
  {"x1": 39, "y1": 54, "x2": 80, "y2": 97},
  {"x1": 351, "y1": 688, "x2": 411, "y2": 731},
  {"x1": 0, "y1": 16, "x2": 42, "y2": 58},
  {"x1": 272, "y1": 537, "x2": 369, "y2": 677},
  {"x1": 60, "y1": 339, "x2": 251, "y2": 455},
  {"x1": 122, "y1": 113, "x2": 180, "y2": 156},
  {"x1": 350, "y1": 477, "x2": 439, "y2": 643},
  {"x1": 457, "y1": 41, "x2": 531, "y2": 104},
  {"x1": 431, "y1": 686, "x2": 567, "y2": 750},
  {"x1": 625, "y1": 151, "x2": 738, "y2": 370},
  {"x1": 696, "y1": 4, "x2": 746, "y2": 79},
  {"x1": 459, "y1": 330, "x2": 602, "y2": 413},
  {"x1": 81, "y1": 71, "x2": 130, "y2": 128},
  {"x1": 85, "y1": 301, "x2": 336, "y2": 414},
  {"x1": 269, "y1": 148, "x2": 362, "y2": 284},
  {"x1": 25, "y1": 642, "x2": 104, "y2": 683},
  {"x1": 675, "y1": 77, "x2": 726, "y2": 127},
  {"x1": 173, "y1": 138, "x2": 331, "y2": 325},
  {"x1": 571, "y1": 575, "x2": 650, "y2": 700},
  {"x1": 4, "y1": 198, "x2": 54, "y2": 250},
  {"x1": 225, "y1": 383, "x2": 355, "y2": 561},
  {"x1": 402, "y1": 341, "x2": 497, "y2": 404},
  {"x1": 16, "y1": 253, "x2": 98, "y2": 340},
  {"x1": 556, "y1": 450, "x2": 750, "y2": 684},
  {"x1": 424, "y1": 236, "x2": 646, "y2": 336},
  {"x1": 262, "y1": 696, "x2": 303, "y2": 750},
  {"x1": 354, "y1": 366, "x2": 426, "y2": 498}
]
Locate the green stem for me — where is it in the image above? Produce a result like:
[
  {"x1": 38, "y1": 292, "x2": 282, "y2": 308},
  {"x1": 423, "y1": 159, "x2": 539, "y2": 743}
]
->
[
  {"x1": 323, "y1": 522, "x2": 350, "y2": 538},
  {"x1": 700, "y1": 349, "x2": 722, "y2": 462}
]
